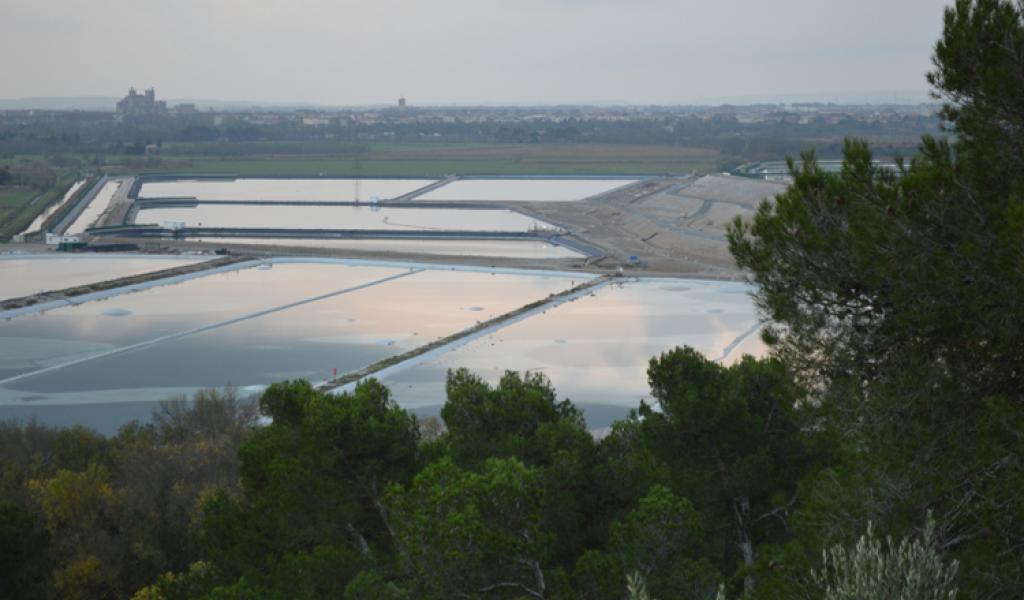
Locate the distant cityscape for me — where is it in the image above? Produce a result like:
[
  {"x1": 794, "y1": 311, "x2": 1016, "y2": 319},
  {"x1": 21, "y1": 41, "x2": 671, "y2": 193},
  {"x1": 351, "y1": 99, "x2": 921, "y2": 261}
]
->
[
  {"x1": 0, "y1": 87, "x2": 940, "y2": 132},
  {"x1": 0, "y1": 87, "x2": 942, "y2": 165}
]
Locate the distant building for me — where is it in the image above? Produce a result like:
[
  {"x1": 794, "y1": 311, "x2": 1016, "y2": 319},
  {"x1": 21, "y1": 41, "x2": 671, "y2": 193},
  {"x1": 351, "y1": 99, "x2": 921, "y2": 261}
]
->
[
  {"x1": 45, "y1": 233, "x2": 82, "y2": 245},
  {"x1": 170, "y1": 103, "x2": 197, "y2": 115},
  {"x1": 116, "y1": 87, "x2": 167, "y2": 118}
]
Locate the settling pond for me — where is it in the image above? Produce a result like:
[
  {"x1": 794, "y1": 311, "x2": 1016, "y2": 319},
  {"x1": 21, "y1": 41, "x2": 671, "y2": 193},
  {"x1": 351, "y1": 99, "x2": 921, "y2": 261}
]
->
[
  {"x1": 138, "y1": 178, "x2": 437, "y2": 202},
  {"x1": 415, "y1": 178, "x2": 640, "y2": 202},
  {"x1": 0, "y1": 259, "x2": 584, "y2": 431},
  {"x1": 0, "y1": 254, "x2": 207, "y2": 301},
  {"x1": 67, "y1": 179, "x2": 122, "y2": 234},
  {"x1": 375, "y1": 278, "x2": 765, "y2": 427},
  {"x1": 0, "y1": 256, "x2": 763, "y2": 433}
]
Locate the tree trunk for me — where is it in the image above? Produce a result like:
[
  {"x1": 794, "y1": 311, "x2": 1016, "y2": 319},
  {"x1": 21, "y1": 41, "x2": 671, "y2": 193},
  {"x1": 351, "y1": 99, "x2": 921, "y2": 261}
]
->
[{"x1": 732, "y1": 495, "x2": 756, "y2": 595}]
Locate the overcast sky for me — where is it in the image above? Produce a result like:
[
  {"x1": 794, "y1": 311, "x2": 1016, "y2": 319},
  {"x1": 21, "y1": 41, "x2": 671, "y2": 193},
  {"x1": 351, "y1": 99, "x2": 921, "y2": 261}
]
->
[{"x1": 2, "y1": 0, "x2": 952, "y2": 105}]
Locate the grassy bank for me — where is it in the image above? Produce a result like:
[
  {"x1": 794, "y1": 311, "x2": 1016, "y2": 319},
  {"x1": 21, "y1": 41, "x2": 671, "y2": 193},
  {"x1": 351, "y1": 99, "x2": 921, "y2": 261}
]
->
[
  {"x1": 0, "y1": 174, "x2": 78, "y2": 241},
  {"x1": 0, "y1": 187, "x2": 38, "y2": 237}
]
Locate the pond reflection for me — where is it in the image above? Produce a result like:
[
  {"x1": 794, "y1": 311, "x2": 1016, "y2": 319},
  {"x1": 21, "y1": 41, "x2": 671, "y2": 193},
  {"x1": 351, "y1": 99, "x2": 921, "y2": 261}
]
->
[
  {"x1": 381, "y1": 278, "x2": 765, "y2": 409},
  {"x1": 0, "y1": 255, "x2": 205, "y2": 301},
  {"x1": 416, "y1": 178, "x2": 639, "y2": 202},
  {"x1": 139, "y1": 178, "x2": 436, "y2": 202}
]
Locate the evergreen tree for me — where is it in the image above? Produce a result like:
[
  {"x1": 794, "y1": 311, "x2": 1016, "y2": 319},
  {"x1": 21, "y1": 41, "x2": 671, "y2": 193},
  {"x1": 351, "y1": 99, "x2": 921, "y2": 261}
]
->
[
  {"x1": 642, "y1": 348, "x2": 823, "y2": 595},
  {"x1": 727, "y1": 1, "x2": 1024, "y2": 593}
]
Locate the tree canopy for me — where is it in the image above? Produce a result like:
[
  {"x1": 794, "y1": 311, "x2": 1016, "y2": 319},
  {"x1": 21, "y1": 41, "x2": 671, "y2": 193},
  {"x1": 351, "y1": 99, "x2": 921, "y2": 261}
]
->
[{"x1": 727, "y1": 0, "x2": 1024, "y2": 594}]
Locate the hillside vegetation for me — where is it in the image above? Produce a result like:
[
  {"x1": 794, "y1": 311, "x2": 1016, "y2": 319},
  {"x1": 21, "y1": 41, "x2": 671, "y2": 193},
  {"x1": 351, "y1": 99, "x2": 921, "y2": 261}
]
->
[{"x1": 1, "y1": 1, "x2": 1022, "y2": 598}]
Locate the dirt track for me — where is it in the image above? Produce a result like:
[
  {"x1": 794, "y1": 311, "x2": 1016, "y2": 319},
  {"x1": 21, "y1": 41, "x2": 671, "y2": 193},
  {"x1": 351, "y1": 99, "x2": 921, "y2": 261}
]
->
[{"x1": 510, "y1": 174, "x2": 787, "y2": 278}]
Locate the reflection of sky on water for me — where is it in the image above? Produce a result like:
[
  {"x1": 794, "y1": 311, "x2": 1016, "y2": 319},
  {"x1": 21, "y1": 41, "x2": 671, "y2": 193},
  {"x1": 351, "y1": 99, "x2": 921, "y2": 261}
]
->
[
  {"x1": 0, "y1": 255, "x2": 204, "y2": 301},
  {"x1": 381, "y1": 278, "x2": 765, "y2": 411},
  {"x1": 139, "y1": 179, "x2": 437, "y2": 202},
  {"x1": 0, "y1": 399, "x2": 636, "y2": 437},
  {"x1": 136, "y1": 205, "x2": 554, "y2": 232},
  {"x1": 0, "y1": 264, "x2": 767, "y2": 434},
  {"x1": 0, "y1": 268, "x2": 578, "y2": 412},
  {"x1": 67, "y1": 180, "x2": 120, "y2": 234},
  {"x1": 183, "y1": 237, "x2": 584, "y2": 259},
  {"x1": 0, "y1": 262, "x2": 402, "y2": 380},
  {"x1": 0, "y1": 399, "x2": 199, "y2": 435},
  {"x1": 416, "y1": 179, "x2": 639, "y2": 202}
]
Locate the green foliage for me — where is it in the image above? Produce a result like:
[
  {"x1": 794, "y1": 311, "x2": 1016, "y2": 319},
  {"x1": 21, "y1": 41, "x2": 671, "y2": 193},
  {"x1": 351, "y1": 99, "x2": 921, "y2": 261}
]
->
[
  {"x1": 109, "y1": 389, "x2": 257, "y2": 590},
  {"x1": 53, "y1": 553, "x2": 120, "y2": 600},
  {"x1": 442, "y1": 368, "x2": 588, "y2": 467},
  {"x1": 610, "y1": 483, "x2": 700, "y2": 569},
  {"x1": 585, "y1": 412, "x2": 674, "y2": 569},
  {"x1": 442, "y1": 369, "x2": 602, "y2": 567},
  {"x1": 592, "y1": 412, "x2": 668, "y2": 506},
  {"x1": 130, "y1": 561, "x2": 218, "y2": 600},
  {"x1": 268, "y1": 545, "x2": 368, "y2": 600},
  {"x1": 198, "y1": 578, "x2": 260, "y2": 600},
  {"x1": 5, "y1": 364, "x2": 821, "y2": 599},
  {"x1": 575, "y1": 485, "x2": 720, "y2": 600},
  {"x1": 0, "y1": 390, "x2": 257, "y2": 600},
  {"x1": 642, "y1": 347, "x2": 821, "y2": 593},
  {"x1": 0, "y1": 502, "x2": 49, "y2": 600},
  {"x1": 257, "y1": 379, "x2": 317, "y2": 426},
  {"x1": 574, "y1": 550, "x2": 627, "y2": 599},
  {"x1": 929, "y1": 0, "x2": 1024, "y2": 193},
  {"x1": 52, "y1": 426, "x2": 107, "y2": 472},
  {"x1": 725, "y1": 1, "x2": 1024, "y2": 595},
  {"x1": 645, "y1": 348, "x2": 811, "y2": 501},
  {"x1": 344, "y1": 569, "x2": 407, "y2": 600},
  {"x1": 201, "y1": 379, "x2": 419, "y2": 596},
  {"x1": 28, "y1": 463, "x2": 119, "y2": 593},
  {"x1": 609, "y1": 486, "x2": 703, "y2": 576},
  {"x1": 387, "y1": 457, "x2": 550, "y2": 599},
  {"x1": 811, "y1": 516, "x2": 958, "y2": 600}
]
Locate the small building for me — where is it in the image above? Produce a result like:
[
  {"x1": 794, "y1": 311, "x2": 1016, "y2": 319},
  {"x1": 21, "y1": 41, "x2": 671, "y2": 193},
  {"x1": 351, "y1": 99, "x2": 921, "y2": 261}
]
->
[
  {"x1": 45, "y1": 233, "x2": 82, "y2": 246},
  {"x1": 45, "y1": 233, "x2": 86, "y2": 251},
  {"x1": 161, "y1": 220, "x2": 186, "y2": 231}
]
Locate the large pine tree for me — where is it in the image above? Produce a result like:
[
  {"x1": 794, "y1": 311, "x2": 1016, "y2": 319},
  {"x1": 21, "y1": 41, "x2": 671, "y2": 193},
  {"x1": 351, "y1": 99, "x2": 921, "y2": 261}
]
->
[{"x1": 727, "y1": 1, "x2": 1024, "y2": 595}]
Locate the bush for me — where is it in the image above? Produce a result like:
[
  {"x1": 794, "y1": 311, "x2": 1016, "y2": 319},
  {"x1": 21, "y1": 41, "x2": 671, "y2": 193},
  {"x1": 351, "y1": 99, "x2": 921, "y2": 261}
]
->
[{"x1": 811, "y1": 515, "x2": 958, "y2": 600}]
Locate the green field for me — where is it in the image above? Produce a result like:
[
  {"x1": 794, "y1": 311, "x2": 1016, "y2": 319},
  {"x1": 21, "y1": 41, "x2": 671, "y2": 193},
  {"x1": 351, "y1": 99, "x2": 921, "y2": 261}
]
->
[
  {"x1": 0, "y1": 187, "x2": 42, "y2": 239},
  {"x1": 110, "y1": 143, "x2": 721, "y2": 177},
  {"x1": 0, "y1": 175, "x2": 78, "y2": 241}
]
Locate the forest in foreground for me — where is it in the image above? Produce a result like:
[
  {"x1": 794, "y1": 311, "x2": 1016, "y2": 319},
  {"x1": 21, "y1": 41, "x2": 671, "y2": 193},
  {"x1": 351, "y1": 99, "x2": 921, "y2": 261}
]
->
[{"x1": 2, "y1": 1, "x2": 1023, "y2": 598}]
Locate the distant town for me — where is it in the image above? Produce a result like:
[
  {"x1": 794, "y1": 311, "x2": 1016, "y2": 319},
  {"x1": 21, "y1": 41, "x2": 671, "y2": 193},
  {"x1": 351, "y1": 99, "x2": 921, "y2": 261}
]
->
[{"x1": 0, "y1": 87, "x2": 940, "y2": 159}]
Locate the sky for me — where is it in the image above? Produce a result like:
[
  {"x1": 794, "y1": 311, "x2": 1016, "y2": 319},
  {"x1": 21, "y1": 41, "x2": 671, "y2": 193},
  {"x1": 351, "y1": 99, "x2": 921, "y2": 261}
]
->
[{"x1": 1, "y1": 0, "x2": 953, "y2": 106}]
